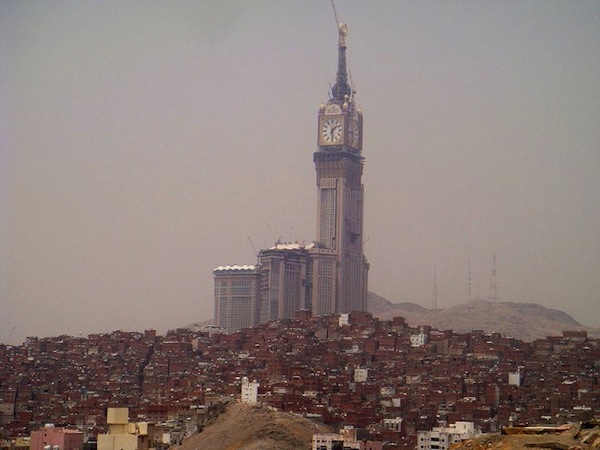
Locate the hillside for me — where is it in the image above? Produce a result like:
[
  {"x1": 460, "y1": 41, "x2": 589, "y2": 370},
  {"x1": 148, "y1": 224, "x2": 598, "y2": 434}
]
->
[
  {"x1": 367, "y1": 293, "x2": 595, "y2": 342},
  {"x1": 451, "y1": 422, "x2": 600, "y2": 449},
  {"x1": 172, "y1": 402, "x2": 333, "y2": 450},
  {"x1": 188, "y1": 293, "x2": 596, "y2": 342}
]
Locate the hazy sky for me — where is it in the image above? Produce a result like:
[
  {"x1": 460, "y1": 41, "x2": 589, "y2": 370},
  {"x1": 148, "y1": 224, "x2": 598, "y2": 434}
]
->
[{"x1": 2, "y1": 1, "x2": 599, "y2": 344}]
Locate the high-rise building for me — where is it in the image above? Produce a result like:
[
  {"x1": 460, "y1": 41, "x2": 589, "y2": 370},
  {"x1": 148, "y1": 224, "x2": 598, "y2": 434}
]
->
[
  {"x1": 213, "y1": 22, "x2": 368, "y2": 330},
  {"x1": 258, "y1": 243, "x2": 311, "y2": 323},
  {"x1": 213, "y1": 265, "x2": 259, "y2": 331},
  {"x1": 310, "y1": 22, "x2": 368, "y2": 315}
]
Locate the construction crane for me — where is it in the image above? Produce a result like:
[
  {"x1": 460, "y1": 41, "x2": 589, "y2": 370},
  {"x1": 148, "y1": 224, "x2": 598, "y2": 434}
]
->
[
  {"x1": 247, "y1": 236, "x2": 258, "y2": 257},
  {"x1": 331, "y1": 0, "x2": 340, "y2": 28}
]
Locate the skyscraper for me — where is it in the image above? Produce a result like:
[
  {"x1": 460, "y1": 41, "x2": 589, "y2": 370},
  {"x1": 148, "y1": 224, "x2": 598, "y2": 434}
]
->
[
  {"x1": 310, "y1": 22, "x2": 368, "y2": 315},
  {"x1": 258, "y1": 243, "x2": 310, "y2": 323},
  {"x1": 213, "y1": 22, "x2": 368, "y2": 330},
  {"x1": 213, "y1": 265, "x2": 259, "y2": 331}
]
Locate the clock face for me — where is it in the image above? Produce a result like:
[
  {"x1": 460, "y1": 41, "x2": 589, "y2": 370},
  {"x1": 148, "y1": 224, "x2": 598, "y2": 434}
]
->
[
  {"x1": 348, "y1": 120, "x2": 359, "y2": 147},
  {"x1": 321, "y1": 117, "x2": 343, "y2": 144}
]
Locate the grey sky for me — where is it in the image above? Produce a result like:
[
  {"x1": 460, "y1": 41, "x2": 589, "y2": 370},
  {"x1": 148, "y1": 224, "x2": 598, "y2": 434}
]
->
[{"x1": 2, "y1": 1, "x2": 599, "y2": 344}]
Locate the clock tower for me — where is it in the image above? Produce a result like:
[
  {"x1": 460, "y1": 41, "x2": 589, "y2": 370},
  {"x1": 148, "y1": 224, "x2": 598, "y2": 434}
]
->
[{"x1": 311, "y1": 22, "x2": 368, "y2": 315}]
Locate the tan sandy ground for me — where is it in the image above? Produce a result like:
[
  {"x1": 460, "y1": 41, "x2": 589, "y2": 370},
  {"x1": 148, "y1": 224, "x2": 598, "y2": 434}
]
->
[
  {"x1": 452, "y1": 422, "x2": 600, "y2": 450},
  {"x1": 171, "y1": 402, "x2": 334, "y2": 450}
]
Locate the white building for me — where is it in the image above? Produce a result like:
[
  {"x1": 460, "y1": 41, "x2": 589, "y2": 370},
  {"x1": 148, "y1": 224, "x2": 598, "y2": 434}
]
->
[
  {"x1": 410, "y1": 332, "x2": 428, "y2": 348},
  {"x1": 382, "y1": 417, "x2": 402, "y2": 432},
  {"x1": 240, "y1": 376, "x2": 259, "y2": 405},
  {"x1": 380, "y1": 386, "x2": 396, "y2": 397},
  {"x1": 339, "y1": 313, "x2": 350, "y2": 326},
  {"x1": 508, "y1": 367, "x2": 524, "y2": 386},
  {"x1": 417, "y1": 421, "x2": 481, "y2": 450},
  {"x1": 354, "y1": 367, "x2": 368, "y2": 383}
]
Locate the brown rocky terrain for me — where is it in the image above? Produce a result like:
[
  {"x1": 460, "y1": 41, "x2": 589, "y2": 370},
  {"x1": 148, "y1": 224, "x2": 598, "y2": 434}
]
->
[
  {"x1": 171, "y1": 401, "x2": 333, "y2": 450},
  {"x1": 452, "y1": 422, "x2": 600, "y2": 449},
  {"x1": 367, "y1": 292, "x2": 599, "y2": 342}
]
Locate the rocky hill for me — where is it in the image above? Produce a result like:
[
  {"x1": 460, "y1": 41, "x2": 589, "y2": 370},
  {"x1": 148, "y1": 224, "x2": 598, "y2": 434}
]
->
[
  {"x1": 171, "y1": 402, "x2": 332, "y2": 450},
  {"x1": 367, "y1": 292, "x2": 596, "y2": 342},
  {"x1": 452, "y1": 422, "x2": 600, "y2": 449},
  {"x1": 188, "y1": 293, "x2": 597, "y2": 342}
]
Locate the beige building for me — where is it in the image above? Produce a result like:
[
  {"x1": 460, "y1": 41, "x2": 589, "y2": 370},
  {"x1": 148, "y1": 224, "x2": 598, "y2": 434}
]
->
[
  {"x1": 213, "y1": 265, "x2": 259, "y2": 331},
  {"x1": 98, "y1": 408, "x2": 154, "y2": 450},
  {"x1": 240, "y1": 376, "x2": 260, "y2": 405},
  {"x1": 258, "y1": 243, "x2": 311, "y2": 323}
]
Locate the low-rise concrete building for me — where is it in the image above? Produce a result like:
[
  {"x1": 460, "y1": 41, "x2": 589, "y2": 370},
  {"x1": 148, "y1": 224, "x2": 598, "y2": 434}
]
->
[
  {"x1": 30, "y1": 425, "x2": 83, "y2": 450},
  {"x1": 98, "y1": 408, "x2": 154, "y2": 450},
  {"x1": 240, "y1": 377, "x2": 259, "y2": 405},
  {"x1": 417, "y1": 421, "x2": 481, "y2": 450}
]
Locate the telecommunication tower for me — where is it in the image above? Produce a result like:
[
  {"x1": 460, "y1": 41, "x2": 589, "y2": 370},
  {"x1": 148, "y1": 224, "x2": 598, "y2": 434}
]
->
[
  {"x1": 431, "y1": 266, "x2": 438, "y2": 310},
  {"x1": 466, "y1": 259, "x2": 472, "y2": 303},
  {"x1": 488, "y1": 254, "x2": 499, "y2": 302}
]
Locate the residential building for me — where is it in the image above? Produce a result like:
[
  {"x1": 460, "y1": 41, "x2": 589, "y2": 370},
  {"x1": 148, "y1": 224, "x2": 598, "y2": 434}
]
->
[
  {"x1": 313, "y1": 426, "x2": 383, "y2": 450},
  {"x1": 417, "y1": 421, "x2": 480, "y2": 450},
  {"x1": 354, "y1": 368, "x2": 368, "y2": 383},
  {"x1": 98, "y1": 408, "x2": 154, "y2": 450},
  {"x1": 30, "y1": 425, "x2": 83, "y2": 450},
  {"x1": 240, "y1": 377, "x2": 259, "y2": 405}
]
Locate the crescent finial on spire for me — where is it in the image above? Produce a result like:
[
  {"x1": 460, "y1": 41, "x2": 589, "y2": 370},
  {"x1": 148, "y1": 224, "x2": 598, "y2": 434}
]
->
[
  {"x1": 338, "y1": 22, "x2": 347, "y2": 47},
  {"x1": 331, "y1": 21, "x2": 351, "y2": 103}
]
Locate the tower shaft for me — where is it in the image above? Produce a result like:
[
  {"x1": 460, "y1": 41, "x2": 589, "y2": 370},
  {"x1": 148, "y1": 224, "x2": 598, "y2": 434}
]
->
[{"x1": 311, "y1": 22, "x2": 368, "y2": 315}]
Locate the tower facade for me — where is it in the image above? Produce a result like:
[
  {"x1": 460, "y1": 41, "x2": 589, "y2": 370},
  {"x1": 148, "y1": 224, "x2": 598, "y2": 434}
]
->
[
  {"x1": 310, "y1": 23, "x2": 368, "y2": 314},
  {"x1": 258, "y1": 243, "x2": 310, "y2": 323},
  {"x1": 213, "y1": 265, "x2": 259, "y2": 331}
]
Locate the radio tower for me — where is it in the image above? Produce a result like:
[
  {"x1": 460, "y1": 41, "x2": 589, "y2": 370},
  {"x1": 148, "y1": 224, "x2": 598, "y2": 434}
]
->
[
  {"x1": 466, "y1": 259, "x2": 472, "y2": 303},
  {"x1": 431, "y1": 266, "x2": 438, "y2": 310},
  {"x1": 488, "y1": 254, "x2": 499, "y2": 302}
]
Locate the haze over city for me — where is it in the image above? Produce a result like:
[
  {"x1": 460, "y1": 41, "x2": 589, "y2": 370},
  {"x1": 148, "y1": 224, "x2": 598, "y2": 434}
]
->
[{"x1": 2, "y1": 1, "x2": 599, "y2": 345}]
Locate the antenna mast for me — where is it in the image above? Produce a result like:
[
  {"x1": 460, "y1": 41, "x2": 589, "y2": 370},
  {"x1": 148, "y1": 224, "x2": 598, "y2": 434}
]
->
[
  {"x1": 432, "y1": 266, "x2": 438, "y2": 310},
  {"x1": 467, "y1": 259, "x2": 472, "y2": 303},
  {"x1": 488, "y1": 254, "x2": 499, "y2": 302}
]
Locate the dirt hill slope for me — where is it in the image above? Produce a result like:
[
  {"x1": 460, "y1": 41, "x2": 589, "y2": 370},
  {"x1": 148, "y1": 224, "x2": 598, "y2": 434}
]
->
[
  {"x1": 452, "y1": 422, "x2": 600, "y2": 449},
  {"x1": 172, "y1": 402, "x2": 333, "y2": 450}
]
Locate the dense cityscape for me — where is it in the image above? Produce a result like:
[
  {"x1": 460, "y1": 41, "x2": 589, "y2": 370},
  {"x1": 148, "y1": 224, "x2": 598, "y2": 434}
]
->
[
  {"x1": 1, "y1": 310, "x2": 598, "y2": 449},
  {"x1": 4, "y1": 3, "x2": 599, "y2": 449}
]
